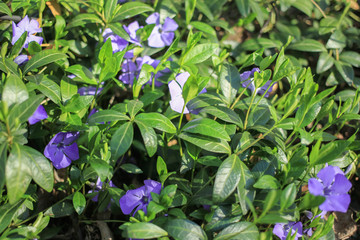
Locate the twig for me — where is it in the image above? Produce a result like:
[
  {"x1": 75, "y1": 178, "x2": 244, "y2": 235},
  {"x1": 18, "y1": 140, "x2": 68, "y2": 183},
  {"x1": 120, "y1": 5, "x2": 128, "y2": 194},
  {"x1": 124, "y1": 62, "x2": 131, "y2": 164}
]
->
[{"x1": 311, "y1": 0, "x2": 327, "y2": 18}]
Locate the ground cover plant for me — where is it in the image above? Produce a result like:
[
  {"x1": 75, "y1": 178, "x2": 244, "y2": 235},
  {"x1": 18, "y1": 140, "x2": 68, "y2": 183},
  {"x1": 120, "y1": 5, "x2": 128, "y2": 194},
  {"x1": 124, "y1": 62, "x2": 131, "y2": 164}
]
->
[{"x1": 0, "y1": 0, "x2": 359, "y2": 239}]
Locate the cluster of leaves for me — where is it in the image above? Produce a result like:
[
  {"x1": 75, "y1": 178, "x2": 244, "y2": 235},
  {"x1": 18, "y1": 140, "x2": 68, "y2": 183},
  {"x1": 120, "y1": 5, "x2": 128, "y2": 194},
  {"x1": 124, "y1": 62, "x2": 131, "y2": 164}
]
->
[{"x1": 0, "y1": 0, "x2": 359, "y2": 239}]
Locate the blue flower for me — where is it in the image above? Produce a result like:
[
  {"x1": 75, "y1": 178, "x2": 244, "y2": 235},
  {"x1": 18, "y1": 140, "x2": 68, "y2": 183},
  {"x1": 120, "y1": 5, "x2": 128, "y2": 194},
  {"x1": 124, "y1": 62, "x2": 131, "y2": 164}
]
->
[
  {"x1": 273, "y1": 222, "x2": 303, "y2": 240},
  {"x1": 241, "y1": 68, "x2": 274, "y2": 97},
  {"x1": 44, "y1": 132, "x2": 79, "y2": 169},
  {"x1": 12, "y1": 15, "x2": 43, "y2": 49}
]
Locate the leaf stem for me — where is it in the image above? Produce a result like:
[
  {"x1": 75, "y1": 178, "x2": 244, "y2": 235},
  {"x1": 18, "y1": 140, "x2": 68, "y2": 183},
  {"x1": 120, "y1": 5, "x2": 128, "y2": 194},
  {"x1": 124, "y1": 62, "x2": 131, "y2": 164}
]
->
[{"x1": 243, "y1": 90, "x2": 257, "y2": 130}]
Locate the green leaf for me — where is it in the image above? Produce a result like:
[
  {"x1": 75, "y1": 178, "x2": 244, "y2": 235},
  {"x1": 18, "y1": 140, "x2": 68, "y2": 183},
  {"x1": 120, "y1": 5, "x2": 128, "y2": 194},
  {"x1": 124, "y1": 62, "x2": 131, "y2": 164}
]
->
[
  {"x1": 319, "y1": 17, "x2": 337, "y2": 35},
  {"x1": 190, "y1": 21, "x2": 216, "y2": 37},
  {"x1": 104, "y1": 0, "x2": 118, "y2": 21},
  {"x1": 219, "y1": 63, "x2": 241, "y2": 106},
  {"x1": 0, "y1": 2, "x2": 12, "y2": 16},
  {"x1": 67, "y1": 13, "x2": 103, "y2": 28},
  {"x1": 73, "y1": 192, "x2": 86, "y2": 215},
  {"x1": 316, "y1": 52, "x2": 334, "y2": 74},
  {"x1": 60, "y1": 78, "x2": 78, "y2": 102},
  {"x1": 55, "y1": 15, "x2": 67, "y2": 39},
  {"x1": 123, "y1": 222, "x2": 168, "y2": 239},
  {"x1": 259, "y1": 54, "x2": 278, "y2": 71},
  {"x1": 298, "y1": 102, "x2": 322, "y2": 128},
  {"x1": 28, "y1": 41, "x2": 42, "y2": 55},
  {"x1": 288, "y1": 39, "x2": 326, "y2": 52},
  {"x1": 280, "y1": 183, "x2": 296, "y2": 210},
  {"x1": 23, "y1": 50, "x2": 67, "y2": 74},
  {"x1": 165, "y1": 219, "x2": 207, "y2": 240},
  {"x1": 110, "y1": 122, "x2": 133, "y2": 160},
  {"x1": 299, "y1": 193, "x2": 325, "y2": 210},
  {"x1": 21, "y1": 145, "x2": 53, "y2": 192},
  {"x1": 197, "y1": 156, "x2": 222, "y2": 167},
  {"x1": 112, "y1": 2, "x2": 154, "y2": 22},
  {"x1": 127, "y1": 100, "x2": 143, "y2": 119},
  {"x1": 44, "y1": 201, "x2": 74, "y2": 218},
  {"x1": 64, "y1": 95, "x2": 94, "y2": 112},
  {"x1": 185, "y1": 0, "x2": 197, "y2": 24},
  {"x1": 136, "y1": 63, "x2": 154, "y2": 87},
  {"x1": 182, "y1": 118, "x2": 230, "y2": 141},
  {"x1": 32, "y1": 76, "x2": 62, "y2": 105},
  {"x1": 0, "y1": 201, "x2": 24, "y2": 233},
  {"x1": 140, "y1": 89, "x2": 164, "y2": 107},
  {"x1": 65, "y1": 64, "x2": 97, "y2": 85},
  {"x1": 89, "y1": 159, "x2": 112, "y2": 182},
  {"x1": 0, "y1": 57, "x2": 21, "y2": 77},
  {"x1": 179, "y1": 132, "x2": 231, "y2": 154},
  {"x1": 2, "y1": 74, "x2": 28, "y2": 106},
  {"x1": 120, "y1": 163, "x2": 143, "y2": 174},
  {"x1": 334, "y1": 61, "x2": 354, "y2": 85},
  {"x1": 5, "y1": 144, "x2": 32, "y2": 204},
  {"x1": 241, "y1": 38, "x2": 281, "y2": 51},
  {"x1": 10, "y1": 32, "x2": 27, "y2": 58},
  {"x1": 0, "y1": 143, "x2": 7, "y2": 191},
  {"x1": 200, "y1": 106, "x2": 243, "y2": 127},
  {"x1": 326, "y1": 30, "x2": 346, "y2": 49},
  {"x1": 340, "y1": 51, "x2": 360, "y2": 68},
  {"x1": 214, "y1": 222, "x2": 259, "y2": 240},
  {"x1": 8, "y1": 94, "x2": 43, "y2": 126},
  {"x1": 157, "y1": 156, "x2": 168, "y2": 176},
  {"x1": 183, "y1": 43, "x2": 218, "y2": 65},
  {"x1": 135, "y1": 119, "x2": 157, "y2": 157},
  {"x1": 311, "y1": 140, "x2": 351, "y2": 166},
  {"x1": 195, "y1": 0, "x2": 213, "y2": 21},
  {"x1": 88, "y1": 109, "x2": 130, "y2": 125},
  {"x1": 182, "y1": 75, "x2": 199, "y2": 104},
  {"x1": 108, "y1": 22, "x2": 131, "y2": 42},
  {"x1": 253, "y1": 175, "x2": 280, "y2": 189},
  {"x1": 213, "y1": 154, "x2": 242, "y2": 203},
  {"x1": 135, "y1": 113, "x2": 176, "y2": 134},
  {"x1": 235, "y1": 0, "x2": 250, "y2": 16}
]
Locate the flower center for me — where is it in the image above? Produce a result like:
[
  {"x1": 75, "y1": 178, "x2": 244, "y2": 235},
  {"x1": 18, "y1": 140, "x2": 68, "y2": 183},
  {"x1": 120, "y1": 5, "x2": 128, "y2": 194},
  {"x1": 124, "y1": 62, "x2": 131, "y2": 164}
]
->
[{"x1": 141, "y1": 196, "x2": 149, "y2": 204}]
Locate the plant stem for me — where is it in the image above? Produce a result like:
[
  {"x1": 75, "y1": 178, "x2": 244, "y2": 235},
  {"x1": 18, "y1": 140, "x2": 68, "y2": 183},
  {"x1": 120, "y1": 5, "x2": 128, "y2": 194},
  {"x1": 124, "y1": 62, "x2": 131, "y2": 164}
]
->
[{"x1": 244, "y1": 90, "x2": 257, "y2": 130}]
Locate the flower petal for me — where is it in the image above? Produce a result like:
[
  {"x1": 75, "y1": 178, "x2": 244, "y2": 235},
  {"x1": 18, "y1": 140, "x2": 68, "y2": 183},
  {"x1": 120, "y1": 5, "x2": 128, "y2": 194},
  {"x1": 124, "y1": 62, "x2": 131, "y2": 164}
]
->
[
  {"x1": 147, "y1": 26, "x2": 165, "y2": 48},
  {"x1": 317, "y1": 166, "x2": 337, "y2": 187},
  {"x1": 120, "y1": 188, "x2": 144, "y2": 215},
  {"x1": 146, "y1": 12, "x2": 160, "y2": 25},
  {"x1": 330, "y1": 174, "x2": 352, "y2": 195},
  {"x1": 320, "y1": 194, "x2": 350, "y2": 213},
  {"x1": 273, "y1": 223, "x2": 286, "y2": 240},
  {"x1": 14, "y1": 55, "x2": 29, "y2": 65},
  {"x1": 161, "y1": 31, "x2": 175, "y2": 46},
  {"x1": 63, "y1": 142, "x2": 79, "y2": 161},
  {"x1": 52, "y1": 150, "x2": 72, "y2": 169},
  {"x1": 308, "y1": 178, "x2": 324, "y2": 196},
  {"x1": 163, "y1": 18, "x2": 178, "y2": 32}
]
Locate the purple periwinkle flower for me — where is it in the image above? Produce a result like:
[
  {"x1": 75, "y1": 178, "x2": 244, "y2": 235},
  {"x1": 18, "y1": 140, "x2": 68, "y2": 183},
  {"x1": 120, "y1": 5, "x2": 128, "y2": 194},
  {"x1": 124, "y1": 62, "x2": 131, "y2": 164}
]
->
[
  {"x1": 88, "y1": 177, "x2": 116, "y2": 202},
  {"x1": 12, "y1": 15, "x2": 43, "y2": 48},
  {"x1": 78, "y1": 86, "x2": 103, "y2": 96},
  {"x1": 168, "y1": 72, "x2": 206, "y2": 114},
  {"x1": 119, "y1": 56, "x2": 167, "y2": 86},
  {"x1": 102, "y1": 21, "x2": 142, "y2": 58},
  {"x1": 28, "y1": 105, "x2": 48, "y2": 125},
  {"x1": 241, "y1": 68, "x2": 274, "y2": 98},
  {"x1": 44, "y1": 132, "x2": 79, "y2": 169},
  {"x1": 14, "y1": 54, "x2": 29, "y2": 65},
  {"x1": 308, "y1": 165, "x2": 352, "y2": 213},
  {"x1": 120, "y1": 180, "x2": 161, "y2": 215},
  {"x1": 146, "y1": 13, "x2": 178, "y2": 48},
  {"x1": 273, "y1": 222, "x2": 303, "y2": 240}
]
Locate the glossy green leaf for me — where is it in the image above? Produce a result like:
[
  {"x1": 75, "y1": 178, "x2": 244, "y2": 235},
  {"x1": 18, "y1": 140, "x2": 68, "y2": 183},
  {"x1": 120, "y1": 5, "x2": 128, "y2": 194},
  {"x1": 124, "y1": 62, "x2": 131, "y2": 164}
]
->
[
  {"x1": 67, "y1": 13, "x2": 103, "y2": 28},
  {"x1": 104, "y1": 0, "x2": 118, "y2": 21},
  {"x1": 8, "y1": 94, "x2": 44, "y2": 126},
  {"x1": 21, "y1": 145, "x2": 53, "y2": 192},
  {"x1": 0, "y1": 201, "x2": 24, "y2": 233},
  {"x1": 0, "y1": 57, "x2": 21, "y2": 77},
  {"x1": 135, "y1": 119, "x2": 157, "y2": 157},
  {"x1": 334, "y1": 61, "x2": 354, "y2": 85},
  {"x1": 219, "y1": 63, "x2": 241, "y2": 106},
  {"x1": 213, "y1": 154, "x2": 242, "y2": 202},
  {"x1": 23, "y1": 49, "x2": 67, "y2": 74},
  {"x1": 319, "y1": 17, "x2": 337, "y2": 35},
  {"x1": 299, "y1": 193, "x2": 325, "y2": 210},
  {"x1": 135, "y1": 113, "x2": 176, "y2": 134},
  {"x1": 200, "y1": 106, "x2": 243, "y2": 127},
  {"x1": 44, "y1": 201, "x2": 74, "y2": 218},
  {"x1": 0, "y1": 143, "x2": 6, "y2": 191},
  {"x1": 33, "y1": 77, "x2": 62, "y2": 105},
  {"x1": 241, "y1": 38, "x2": 281, "y2": 51},
  {"x1": 165, "y1": 219, "x2": 207, "y2": 240},
  {"x1": 0, "y1": 2, "x2": 12, "y2": 16},
  {"x1": 182, "y1": 118, "x2": 230, "y2": 141},
  {"x1": 288, "y1": 39, "x2": 326, "y2": 52},
  {"x1": 253, "y1": 175, "x2": 280, "y2": 189},
  {"x1": 196, "y1": 0, "x2": 214, "y2": 21},
  {"x1": 3, "y1": 74, "x2": 28, "y2": 106},
  {"x1": 123, "y1": 222, "x2": 168, "y2": 239},
  {"x1": 88, "y1": 109, "x2": 130, "y2": 125},
  {"x1": 127, "y1": 100, "x2": 143, "y2": 118},
  {"x1": 73, "y1": 192, "x2": 86, "y2": 215},
  {"x1": 5, "y1": 144, "x2": 32, "y2": 204},
  {"x1": 311, "y1": 140, "x2": 351, "y2": 166},
  {"x1": 120, "y1": 163, "x2": 143, "y2": 174},
  {"x1": 326, "y1": 30, "x2": 346, "y2": 49},
  {"x1": 185, "y1": 0, "x2": 196, "y2": 24},
  {"x1": 10, "y1": 32, "x2": 27, "y2": 58},
  {"x1": 112, "y1": 2, "x2": 153, "y2": 21},
  {"x1": 108, "y1": 22, "x2": 131, "y2": 42},
  {"x1": 179, "y1": 132, "x2": 231, "y2": 154},
  {"x1": 280, "y1": 183, "x2": 296, "y2": 210},
  {"x1": 66, "y1": 64, "x2": 97, "y2": 85},
  {"x1": 340, "y1": 51, "x2": 360, "y2": 68},
  {"x1": 110, "y1": 122, "x2": 133, "y2": 160},
  {"x1": 190, "y1": 21, "x2": 216, "y2": 37},
  {"x1": 235, "y1": 0, "x2": 250, "y2": 16},
  {"x1": 183, "y1": 43, "x2": 218, "y2": 65},
  {"x1": 60, "y1": 78, "x2": 78, "y2": 102},
  {"x1": 214, "y1": 222, "x2": 259, "y2": 240},
  {"x1": 64, "y1": 95, "x2": 93, "y2": 112},
  {"x1": 316, "y1": 52, "x2": 334, "y2": 74}
]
